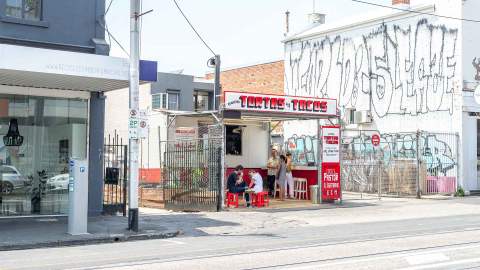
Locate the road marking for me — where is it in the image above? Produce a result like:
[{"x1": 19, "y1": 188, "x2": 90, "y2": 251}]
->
[
  {"x1": 64, "y1": 242, "x2": 480, "y2": 270},
  {"x1": 405, "y1": 253, "x2": 449, "y2": 265},
  {"x1": 160, "y1": 239, "x2": 185, "y2": 245},
  {"x1": 398, "y1": 257, "x2": 480, "y2": 270}
]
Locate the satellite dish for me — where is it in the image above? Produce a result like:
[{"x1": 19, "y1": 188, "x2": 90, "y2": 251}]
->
[{"x1": 475, "y1": 85, "x2": 480, "y2": 105}]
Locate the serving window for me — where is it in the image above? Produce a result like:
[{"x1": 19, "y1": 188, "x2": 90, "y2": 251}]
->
[{"x1": 225, "y1": 125, "x2": 242, "y2": 156}]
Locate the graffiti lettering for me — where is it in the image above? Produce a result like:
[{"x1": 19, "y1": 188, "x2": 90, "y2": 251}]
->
[{"x1": 285, "y1": 19, "x2": 458, "y2": 118}]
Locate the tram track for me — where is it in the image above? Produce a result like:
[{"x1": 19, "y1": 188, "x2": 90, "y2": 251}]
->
[{"x1": 67, "y1": 227, "x2": 480, "y2": 270}]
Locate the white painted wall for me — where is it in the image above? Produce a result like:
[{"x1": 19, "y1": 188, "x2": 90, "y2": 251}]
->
[
  {"x1": 284, "y1": 0, "x2": 480, "y2": 190},
  {"x1": 104, "y1": 84, "x2": 168, "y2": 169},
  {"x1": 460, "y1": 0, "x2": 480, "y2": 190},
  {"x1": 225, "y1": 125, "x2": 269, "y2": 169}
]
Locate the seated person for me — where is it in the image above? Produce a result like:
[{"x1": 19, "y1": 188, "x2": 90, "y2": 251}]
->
[
  {"x1": 227, "y1": 165, "x2": 250, "y2": 207},
  {"x1": 249, "y1": 170, "x2": 263, "y2": 194}
]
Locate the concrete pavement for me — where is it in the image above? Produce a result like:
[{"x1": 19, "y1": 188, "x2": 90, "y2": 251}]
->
[{"x1": 0, "y1": 214, "x2": 179, "y2": 251}]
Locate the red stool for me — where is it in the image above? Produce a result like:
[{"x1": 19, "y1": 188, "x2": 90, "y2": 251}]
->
[
  {"x1": 252, "y1": 192, "x2": 269, "y2": 207},
  {"x1": 226, "y1": 192, "x2": 239, "y2": 208}
]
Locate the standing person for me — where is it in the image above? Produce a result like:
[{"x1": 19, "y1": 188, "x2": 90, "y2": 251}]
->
[
  {"x1": 285, "y1": 152, "x2": 294, "y2": 199},
  {"x1": 266, "y1": 148, "x2": 279, "y2": 196},
  {"x1": 277, "y1": 155, "x2": 287, "y2": 201},
  {"x1": 227, "y1": 165, "x2": 250, "y2": 207}
]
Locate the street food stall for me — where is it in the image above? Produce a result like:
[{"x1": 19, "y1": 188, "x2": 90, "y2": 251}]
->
[
  {"x1": 221, "y1": 91, "x2": 341, "y2": 203},
  {"x1": 161, "y1": 91, "x2": 341, "y2": 211}
]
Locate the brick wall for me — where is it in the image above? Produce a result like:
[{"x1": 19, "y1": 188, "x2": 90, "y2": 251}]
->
[{"x1": 206, "y1": 60, "x2": 284, "y2": 96}]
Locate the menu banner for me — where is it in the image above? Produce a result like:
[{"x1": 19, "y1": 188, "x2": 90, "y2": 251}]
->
[
  {"x1": 321, "y1": 126, "x2": 341, "y2": 201},
  {"x1": 322, "y1": 126, "x2": 340, "y2": 163}
]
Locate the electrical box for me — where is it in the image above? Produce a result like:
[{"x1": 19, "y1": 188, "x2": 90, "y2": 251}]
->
[
  {"x1": 354, "y1": 110, "x2": 372, "y2": 124},
  {"x1": 68, "y1": 159, "x2": 89, "y2": 235}
]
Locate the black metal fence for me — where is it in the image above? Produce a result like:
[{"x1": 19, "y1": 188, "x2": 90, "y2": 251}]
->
[
  {"x1": 161, "y1": 124, "x2": 224, "y2": 212},
  {"x1": 162, "y1": 136, "x2": 223, "y2": 212},
  {"x1": 103, "y1": 133, "x2": 128, "y2": 215}
]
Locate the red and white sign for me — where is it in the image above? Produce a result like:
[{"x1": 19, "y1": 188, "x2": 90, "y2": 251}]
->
[
  {"x1": 322, "y1": 126, "x2": 340, "y2": 163},
  {"x1": 175, "y1": 127, "x2": 197, "y2": 141},
  {"x1": 224, "y1": 91, "x2": 337, "y2": 116},
  {"x1": 321, "y1": 126, "x2": 341, "y2": 201},
  {"x1": 371, "y1": 134, "x2": 381, "y2": 147}
]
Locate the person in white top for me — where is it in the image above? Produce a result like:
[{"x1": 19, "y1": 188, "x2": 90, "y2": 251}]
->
[{"x1": 249, "y1": 170, "x2": 263, "y2": 194}]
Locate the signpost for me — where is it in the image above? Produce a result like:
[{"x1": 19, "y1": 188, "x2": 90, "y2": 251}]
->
[
  {"x1": 371, "y1": 133, "x2": 380, "y2": 148},
  {"x1": 321, "y1": 126, "x2": 341, "y2": 202},
  {"x1": 128, "y1": 0, "x2": 140, "y2": 232}
]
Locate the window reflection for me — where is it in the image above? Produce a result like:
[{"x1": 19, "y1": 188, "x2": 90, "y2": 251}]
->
[{"x1": 0, "y1": 95, "x2": 88, "y2": 216}]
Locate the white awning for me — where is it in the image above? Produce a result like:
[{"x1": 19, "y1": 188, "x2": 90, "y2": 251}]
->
[{"x1": 0, "y1": 44, "x2": 130, "y2": 92}]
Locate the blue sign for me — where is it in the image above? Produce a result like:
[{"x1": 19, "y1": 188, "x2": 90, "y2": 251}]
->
[{"x1": 139, "y1": 60, "x2": 158, "y2": 82}]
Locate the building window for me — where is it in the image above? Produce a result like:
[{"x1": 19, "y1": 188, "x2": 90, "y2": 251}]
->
[
  {"x1": 5, "y1": 0, "x2": 42, "y2": 21},
  {"x1": 152, "y1": 94, "x2": 163, "y2": 110},
  {"x1": 194, "y1": 91, "x2": 210, "y2": 112},
  {"x1": 226, "y1": 125, "x2": 242, "y2": 155},
  {"x1": 167, "y1": 91, "x2": 179, "y2": 111},
  {"x1": 0, "y1": 94, "x2": 87, "y2": 216},
  {"x1": 345, "y1": 108, "x2": 356, "y2": 125}
]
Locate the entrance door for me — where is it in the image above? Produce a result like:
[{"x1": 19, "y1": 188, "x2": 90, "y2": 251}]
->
[{"x1": 103, "y1": 133, "x2": 127, "y2": 216}]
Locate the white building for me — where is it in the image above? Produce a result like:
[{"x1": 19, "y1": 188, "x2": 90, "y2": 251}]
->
[
  {"x1": 105, "y1": 72, "x2": 214, "y2": 185},
  {"x1": 283, "y1": 0, "x2": 480, "y2": 193}
]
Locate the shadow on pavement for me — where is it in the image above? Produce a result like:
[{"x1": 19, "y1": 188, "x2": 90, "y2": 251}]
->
[{"x1": 0, "y1": 213, "x2": 240, "y2": 250}]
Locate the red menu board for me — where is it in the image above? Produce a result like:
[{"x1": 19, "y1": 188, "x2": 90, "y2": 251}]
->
[{"x1": 321, "y1": 126, "x2": 341, "y2": 201}]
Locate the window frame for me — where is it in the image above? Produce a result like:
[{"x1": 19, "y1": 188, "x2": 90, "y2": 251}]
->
[
  {"x1": 193, "y1": 90, "x2": 210, "y2": 112},
  {"x1": 225, "y1": 125, "x2": 242, "y2": 156},
  {"x1": 4, "y1": 0, "x2": 43, "y2": 21},
  {"x1": 0, "y1": 0, "x2": 50, "y2": 28},
  {"x1": 166, "y1": 90, "x2": 180, "y2": 111},
  {"x1": 151, "y1": 93, "x2": 164, "y2": 110}
]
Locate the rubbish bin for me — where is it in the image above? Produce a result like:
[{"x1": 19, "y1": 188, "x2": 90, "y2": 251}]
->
[{"x1": 310, "y1": 185, "x2": 319, "y2": 204}]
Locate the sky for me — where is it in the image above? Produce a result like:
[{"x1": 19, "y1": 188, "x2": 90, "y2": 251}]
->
[{"x1": 106, "y1": 0, "x2": 393, "y2": 77}]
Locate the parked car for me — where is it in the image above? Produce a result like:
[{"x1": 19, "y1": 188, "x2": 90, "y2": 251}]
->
[
  {"x1": 0, "y1": 165, "x2": 29, "y2": 194},
  {"x1": 46, "y1": 174, "x2": 69, "y2": 190}
]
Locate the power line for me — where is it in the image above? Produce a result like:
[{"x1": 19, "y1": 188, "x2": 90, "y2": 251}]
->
[
  {"x1": 105, "y1": 0, "x2": 114, "y2": 15},
  {"x1": 352, "y1": 0, "x2": 480, "y2": 23},
  {"x1": 100, "y1": 0, "x2": 130, "y2": 57},
  {"x1": 172, "y1": 0, "x2": 216, "y2": 56}
]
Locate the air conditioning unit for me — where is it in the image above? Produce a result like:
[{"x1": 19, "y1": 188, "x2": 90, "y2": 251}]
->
[{"x1": 354, "y1": 110, "x2": 372, "y2": 124}]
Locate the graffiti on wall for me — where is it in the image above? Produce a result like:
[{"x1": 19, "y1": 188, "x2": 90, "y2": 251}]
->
[
  {"x1": 472, "y1": 58, "x2": 480, "y2": 81},
  {"x1": 285, "y1": 134, "x2": 317, "y2": 166},
  {"x1": 345, "y1": 132, "x2": 456, "y2": 175},
  {"x1": 285, "y1": 19, "x2": 458, "y2": 119}
]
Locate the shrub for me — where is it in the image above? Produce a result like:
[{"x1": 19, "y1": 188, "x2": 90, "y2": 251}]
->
[{"x1": 455, "y1": 187, "x2": 465, "y2": 197}]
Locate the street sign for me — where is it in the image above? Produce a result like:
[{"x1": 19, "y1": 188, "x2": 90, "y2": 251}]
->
[
  {"x1": 371, "y1": 134, "x2": 381, "y2": 147},
  {"x1": 138, "y1": 110, "x2": 148, "y2": 139},
  {"x1": 128, "y1": 116, "x2": 139, "y2": 139}
]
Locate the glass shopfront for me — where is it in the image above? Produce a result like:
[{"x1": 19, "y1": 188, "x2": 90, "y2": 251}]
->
[{"x1": 0, "y1": 94, "x2": 88, "y2": 216}]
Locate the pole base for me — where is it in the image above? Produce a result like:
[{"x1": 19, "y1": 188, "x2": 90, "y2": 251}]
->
[{"x1": 128, "y1": 208, "x2": 139, "y2": 232}]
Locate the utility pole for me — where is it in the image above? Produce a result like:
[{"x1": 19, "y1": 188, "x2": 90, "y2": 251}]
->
[
  {"x1": 213, "y1": 55, "x2": 221, "y2": 110},
  {"x1": 128, "y1": 0, "x2": 140, "y2": 232}
]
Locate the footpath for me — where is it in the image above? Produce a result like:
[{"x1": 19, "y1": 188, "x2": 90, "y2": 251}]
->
[
  {"x1": 0, "y1": 214, "x2": 179, "y2": 251},
  {"x1": 1, "y1": 194, "x2": 478, "y2": 251}
]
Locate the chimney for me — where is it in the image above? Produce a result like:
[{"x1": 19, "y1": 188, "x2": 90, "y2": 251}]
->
[
  {"x1": 285, "y1": 11, "x2": 290, "y2": 36},
  {"x1": 308, "y1": 12, "x2": 326, "y2": 25},
  {"x1": 392, "y1": 0, "x2": 410, "y2": 7}
]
